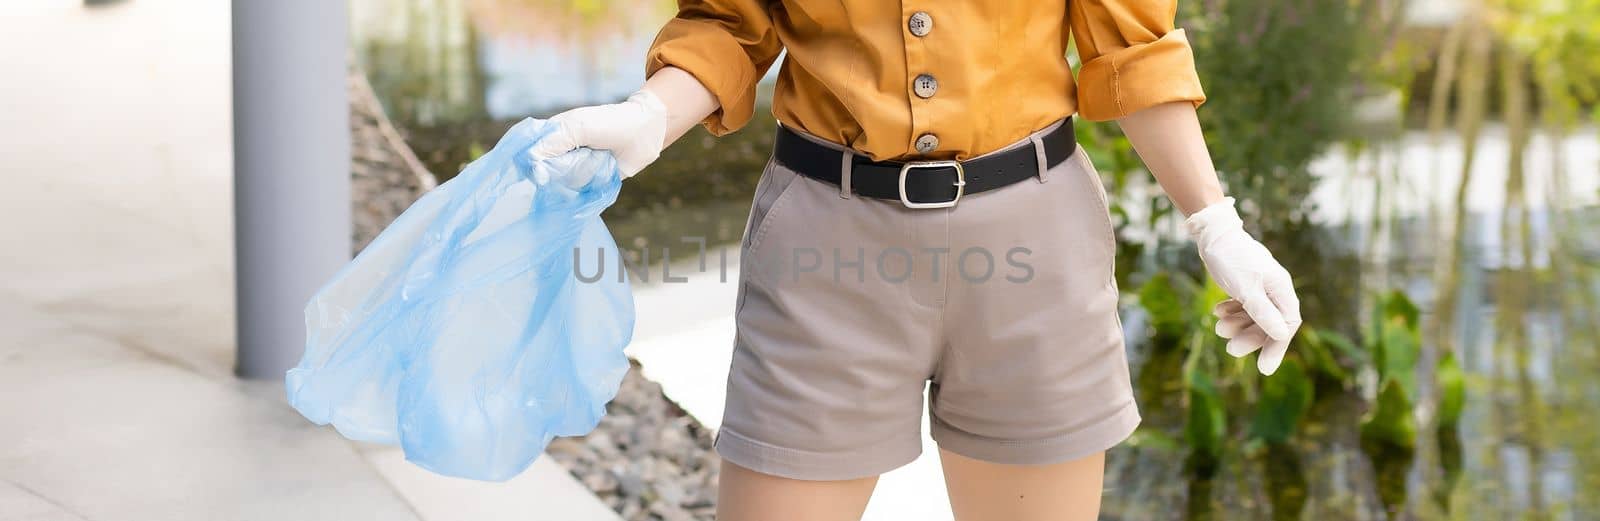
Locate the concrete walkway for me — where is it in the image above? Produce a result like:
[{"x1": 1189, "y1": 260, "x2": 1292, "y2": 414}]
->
[{"x1": 0, "y1": 2, "x2": 616, "y2": 520}]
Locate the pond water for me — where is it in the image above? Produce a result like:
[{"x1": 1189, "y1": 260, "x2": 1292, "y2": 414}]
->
[
  {"x1": 1105, "y1": 128, "x2": 1600, "y2": 519},
  {"x1": 351, "y1": 2, "x2": 1600, "y2": 519}
]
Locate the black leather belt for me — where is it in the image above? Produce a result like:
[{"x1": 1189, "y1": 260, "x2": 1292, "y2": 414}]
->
[{"x1": 773, "y1": 118, "x2": 1076, "y2": 208}]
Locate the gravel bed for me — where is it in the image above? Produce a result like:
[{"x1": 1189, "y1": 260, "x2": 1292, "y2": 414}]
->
[
  {"x1": 349, "y1": 69, "x2": 435, "y2": 252},
  {"x1": 546, "y1": 363, "x2": 721, "y2": 521}
]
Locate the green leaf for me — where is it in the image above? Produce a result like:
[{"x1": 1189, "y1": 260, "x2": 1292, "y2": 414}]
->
[
  {"x1": 1296, "y1": 328, "x2": 1350, "y2": 383},
  {"x1": 1250, "y1": 359, "x2": 1315, "y2": 444},
  {"x1": 1318, "y1": 328, "x2": 1365, "y2": 362},
  {"x1": 1380, "y1": 290, "x2": 1421, "y2": 332},
  {"x1": 1435, "y1": 351, "x2": 1466, "y2": 428},
  {"x1": 1126, "y1": 427, "x2": 1182, "y2": 452},
  {"x1": 1195, "y1": 275, "x2": 1230, "y2": 321},
  {"x1": 1372, "y1": 291, "x2": 1421, "y2": 397},
  {"x1": 1378, "y1": 320, "x2": 1420, "y2": 397},
  {"x1": 1360, "y1": 378, "x2": 1418, "y2": 451}
]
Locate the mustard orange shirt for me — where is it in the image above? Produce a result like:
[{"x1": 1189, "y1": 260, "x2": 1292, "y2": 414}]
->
[{"x1": 645, "y1": 0, "x2": 1206, "y2": 161}]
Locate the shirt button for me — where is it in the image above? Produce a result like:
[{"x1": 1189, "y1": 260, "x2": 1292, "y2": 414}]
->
[
  {"x1": 908, "y1": 11, "x2": 932, "y2": 37},
  {"x1": 913, "y1": 74, "x2": 938, "y2": 99},
  {"x1": 915, "y1": 133, "x2": 939, "y2": 153}
]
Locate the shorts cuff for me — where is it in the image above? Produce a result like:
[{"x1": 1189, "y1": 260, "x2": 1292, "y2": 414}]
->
[
  {"x1": 930, "y1": 401, "x2": 1140, "y2": 466},
  {"x1": 714, "y1": 427, "x2": 922, "y2": 481}
]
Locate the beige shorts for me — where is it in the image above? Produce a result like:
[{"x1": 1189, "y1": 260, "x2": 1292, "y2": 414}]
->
[{"x1": 717, "y1": 123, "x2": 1139, "y2": 481}]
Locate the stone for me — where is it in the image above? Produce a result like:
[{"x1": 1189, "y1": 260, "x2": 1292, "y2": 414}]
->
[
  {"x1": 654, "y1": 480, "x2": 687, "y2": 506},
  {"x1": 582, "y1": 470, "x2": 618, "y2": 494},
  {"x1": 619, "y1": 501, "x2": 643, "y2": 520},
  {"x1": 649, "y1": 500, "x2": 696, "y2": 521},
  {"x1": 617, "y1": 469, "x2": 647, "y2": 499}
]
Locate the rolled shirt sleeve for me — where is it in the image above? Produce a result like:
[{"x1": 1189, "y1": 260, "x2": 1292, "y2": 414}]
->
[
  {"x1": 645, "y1": 0, "x2": 783, "y2": 135},
  {"x1": 1070, "y1": 0, "x2": 1206, "y2": 121}
]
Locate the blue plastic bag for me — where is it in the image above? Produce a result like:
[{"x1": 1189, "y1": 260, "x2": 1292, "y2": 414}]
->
[{"x1": 286, "y1": 118, "x2": 633, "y2": 481}]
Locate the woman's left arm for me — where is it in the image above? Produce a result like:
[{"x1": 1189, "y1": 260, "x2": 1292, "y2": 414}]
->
[
  {"x1": 1117, "y1": 101, "x2": 1302, "y2": 375},
  {"x1": 1116, "y1": 102, "x2": 1222, "y2": 215},
  {"x1": 1069, "y1": 0, "x2": 1302, "y2": 375}
]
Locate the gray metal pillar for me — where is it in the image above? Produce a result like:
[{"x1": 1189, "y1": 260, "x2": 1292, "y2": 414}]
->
[{"x1": 231, "y1": 0, "x2": 351, "y2": 379}]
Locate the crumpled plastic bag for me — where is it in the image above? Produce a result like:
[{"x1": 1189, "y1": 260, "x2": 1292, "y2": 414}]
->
[{"x1": 286, "y1": 117, "x2": 633, "y2": 481}]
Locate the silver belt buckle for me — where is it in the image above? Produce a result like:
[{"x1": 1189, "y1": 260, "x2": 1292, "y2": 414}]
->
[{"x1": 897, "y1": 160, "x2": 965, "y2": 209}]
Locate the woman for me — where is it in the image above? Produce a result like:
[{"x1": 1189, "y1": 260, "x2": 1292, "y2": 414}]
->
[{"x1": 532, "y1": 1, "x2": 1302, "y2": 519}]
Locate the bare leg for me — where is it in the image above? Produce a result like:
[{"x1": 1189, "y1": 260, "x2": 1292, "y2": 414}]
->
[
  {"x1": 716, "y1": 460, "x2": 879, "y2": 521},
  {"x1": 939, "y1": 448, "x2": 1106, "y2": 521}
]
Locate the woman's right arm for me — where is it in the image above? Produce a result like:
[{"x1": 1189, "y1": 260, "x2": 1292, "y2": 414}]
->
[
  {"x1": 528, "y1": 67, "x2": 717, "y2": 177},
  {"x1": 644, "y1": 67, "x2": 721, "y2": 147},
  {"x1": 530, "y1": 0, "x2": 781, "y2": 177}
]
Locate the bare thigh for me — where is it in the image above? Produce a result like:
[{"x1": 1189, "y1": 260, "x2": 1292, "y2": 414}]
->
[
  {"x1": 716, "y1": 460, "x2": 880, "y2": 521},
  {"x1": 939, "y1": 448, "x2": 1106, "y2": 521}
]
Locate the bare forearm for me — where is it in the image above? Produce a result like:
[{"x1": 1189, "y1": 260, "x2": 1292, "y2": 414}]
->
[
  {"x1": 640, "y1": 67, "x2": 720, "y2": 148},
  {"x1": 1115, "y1": 101, "x2": 1225, "y2": 216},
  {"x1": 1120, "y1": 103, "x2": 1301, "y2": 374}
]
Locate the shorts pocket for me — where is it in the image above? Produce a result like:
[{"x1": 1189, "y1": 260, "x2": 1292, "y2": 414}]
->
[
  {"x1": 742, "y1": 160, "x2": 803, "y2": 257},
  {"x1": 1068, "y1": 146, "x2": 1118, "y2": 252}
]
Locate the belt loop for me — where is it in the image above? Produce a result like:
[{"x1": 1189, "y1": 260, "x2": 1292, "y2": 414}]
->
[
  {"x1": 838, "y1": 150, "x2": 854, "y2": 199},
  {"x1": 1030, "y1": 134, "x2": 1049, "y2": 183}
]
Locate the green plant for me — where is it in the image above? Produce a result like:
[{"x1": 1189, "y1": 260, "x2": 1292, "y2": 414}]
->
[
  {"x1": 1435, "y1": 350, "x2": 1466, "y2": 429},
  {"x1": 1181, "y1": 0, "x2": 1390, "y2": 238},
  {"x1": 1295, "y1": 327, "x2": 1365, "y2": 386},
  {"x1": 1360, "y1": 291, "x2": 1422, "y2": 450},
  {"x1": 1361, "y1": 378, "x2": 1419, "y2": 451},
  {"x1": 1249, "y1": 359, "x2": 1314, "y2": 445},
  {"x1": 1125, "y1": 428, "x2": 1183, "y2": 452},
  {"x1": 1137, "y1": 271, "x2": 1191, "y2": 348},
  {"x1": 1184, "y1": 370, "x2": 1227, "y2": 475},
  {"x1": 1135, "y1": 271, "x2": 1235, "y2": 476},
  {"x1": 1371, "y1": 290, "x2": 1422, "y2": 394},
  {"x1": 1140, "y1": 272, "x2": 1324, "y2": 469}
]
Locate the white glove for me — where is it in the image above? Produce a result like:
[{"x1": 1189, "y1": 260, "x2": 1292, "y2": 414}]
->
[
  {"x1": 1186, "y1": 197, "x2": 1302, "y2": 375},
  {"x1": 529, "y1": 90, "x2": 669, "y2": 178}
]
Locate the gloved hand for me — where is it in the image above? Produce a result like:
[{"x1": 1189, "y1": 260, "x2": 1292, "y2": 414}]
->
[
  {"x1": 1186, "y1": 197, "x2": 1302, "y2": 375},
  {"x1": 529, "y1": 90, "x2": 669, "y2": 179}
]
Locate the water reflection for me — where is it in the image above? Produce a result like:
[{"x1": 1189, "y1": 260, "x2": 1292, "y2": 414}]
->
[
  {"x1": 1105, "y1": 194, "x2": 1600, "y2": 519},
  {"x1": 349, "y1": 1, "x2": 1600, "y2": 519},
  {"x1": 352, "y1": 0, "x2": 676, "y2": 124}
]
